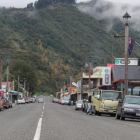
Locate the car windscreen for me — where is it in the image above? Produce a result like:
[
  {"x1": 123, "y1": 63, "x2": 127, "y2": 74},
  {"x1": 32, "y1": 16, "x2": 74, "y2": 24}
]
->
[
  {"x1": 77, "y1": 100, "x2": 83, "y2": 104},
  {"x1": 125, "y1": 97, "x2": 140, "y2": 104},
  {"x1": 102, "y1": 91, "x2": 122, "y2": 101}
]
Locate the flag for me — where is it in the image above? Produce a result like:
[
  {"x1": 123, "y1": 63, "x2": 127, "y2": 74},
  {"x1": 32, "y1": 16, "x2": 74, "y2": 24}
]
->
[
  {"x1": 129, "y1": 38, "x2": 135, "y2": 55},
  {"x1": 72, "y1": 82, "x2": 78, "y2": 87},
  {"x1": 85, "y1": 63, "x2": 89, "y2": 68},
  {"x1": 83, "y1": 73, "x2": 86, "y2": 77}
]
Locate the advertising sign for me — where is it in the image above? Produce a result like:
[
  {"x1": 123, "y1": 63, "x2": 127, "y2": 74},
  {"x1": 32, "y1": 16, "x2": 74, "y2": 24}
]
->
[
  {"x1": 115, "y1": 58, "x2": 138, "y2": 66},
  {"x1": 102, "y1": 67, "x2": 111, "y2": 86}
]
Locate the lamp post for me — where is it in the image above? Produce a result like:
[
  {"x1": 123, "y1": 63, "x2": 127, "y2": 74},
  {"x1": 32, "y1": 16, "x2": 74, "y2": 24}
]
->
[
  {"x1": 0, "y1": 53, "x2": 4, "y2": 97},
  {"x1": 6, "y1": 60, "x2": 10, "y2": 97},
  {"x1": 70, "y1": 72, "x2": 72, "y2": 101},
  {"x1": 17, "y1": 71, "x2": 20, "y2": 100},
  {"x1": 81, "y1": 61, "x2": 84, "y2": 100},
  {"x1": 24, "y1": 78, "x2": 26, "y2": 97},
  {"x1": 88, "y1": 55, "x2": 92, "y2": 91},
  {"x1": 63, "y1": 80, "x2": 65, "y2": 97},
  {"x1": 123, "y1": 12, "x2": 131, "y2": 96},
  {"x1": 27, "y1": 84, "x2": 29, "y2": 97}
]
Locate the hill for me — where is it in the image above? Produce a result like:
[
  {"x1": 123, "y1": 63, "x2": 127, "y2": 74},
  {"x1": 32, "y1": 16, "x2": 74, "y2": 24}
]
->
[{"x1": 0, "y1": 2, "x2": 140, "y2": 93}]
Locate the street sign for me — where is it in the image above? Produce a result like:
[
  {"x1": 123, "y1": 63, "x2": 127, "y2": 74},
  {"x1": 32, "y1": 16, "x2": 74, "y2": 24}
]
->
[{"x1": 115, "y1": 58, "x2": 138, "y2": 66}]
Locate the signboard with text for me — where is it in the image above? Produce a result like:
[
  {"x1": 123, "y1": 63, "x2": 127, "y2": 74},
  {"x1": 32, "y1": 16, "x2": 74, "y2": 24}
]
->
[
  {"x1": 102, "y1": 67, "x2": 111, "y2": 86},
  {"x1": 115, "y1": 58, "x2": 138, "y2": 66}
]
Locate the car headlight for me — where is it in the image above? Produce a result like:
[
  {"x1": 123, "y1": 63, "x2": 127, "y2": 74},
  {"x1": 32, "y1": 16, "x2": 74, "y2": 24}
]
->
[
  {"x1": 101, "y1": 102, "x2": 104, "y2": 109},
  {"x1": 124, "y1": 108, "x2": 134, "y2": 111}
]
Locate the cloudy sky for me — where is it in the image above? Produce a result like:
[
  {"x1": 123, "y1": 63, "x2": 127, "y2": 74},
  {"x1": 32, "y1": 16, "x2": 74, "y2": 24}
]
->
[{"x1": 0, "y1": 0, "x2": 140, "y2": 8}]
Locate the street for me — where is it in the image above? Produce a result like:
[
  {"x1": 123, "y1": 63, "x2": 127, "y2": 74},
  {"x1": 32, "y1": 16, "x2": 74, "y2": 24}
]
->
[{"x1": 1, "y1": 96, "x2": 140, "y2": 140}]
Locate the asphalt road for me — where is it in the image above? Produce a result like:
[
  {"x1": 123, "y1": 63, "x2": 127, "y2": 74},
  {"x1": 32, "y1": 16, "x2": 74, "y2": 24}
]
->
[{"x1": 1, "y1": 96, "x2": 140, "y2": 140}]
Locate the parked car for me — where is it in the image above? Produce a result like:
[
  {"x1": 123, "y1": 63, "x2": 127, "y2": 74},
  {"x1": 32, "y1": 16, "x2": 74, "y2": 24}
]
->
[
  {"x1": 58, "y1": 99, "x2": 62, "y2": 104},
  {"x1": 2, "y1": 97, "x2": 10, "y2": 109},
  {"x1": 33, "y1": 95, "x2": 36, "y2": 102},
  {"x1": 116, "y1": 95, "x2": 140, "y2": 120},
  {"x1": 75, "y1": 100, "x2": 83, "y2": 110},
  {"x1": 17, "y1": 98, "x2": 25, "y2": 104},
  {"x1": 29, "y1": 98, "x2": 33, "y2": 103},
  {"x1": 38, "y1": 98, "x2": 43, "y2": 103},
  {"x1": 24, "y1": 97, "x2": 29, "y2": 104},
  {"x1": 54, "y1": 99, "x2": 58, "y2": 103},
  {"x1": 5, "y1": 97, "x2": 12, "y2": 108},
  {"x1": 32, "y1": 98, "x2": 36, "y2": 103},
  {"x1": 62, "y1": 97, "x2": 71, "y2": 105}
]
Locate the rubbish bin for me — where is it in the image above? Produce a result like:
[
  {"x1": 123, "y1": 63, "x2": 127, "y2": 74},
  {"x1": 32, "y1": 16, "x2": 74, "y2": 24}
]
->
[{"x1": 71, "y1": 101, "x2": 73, "y2": 105}]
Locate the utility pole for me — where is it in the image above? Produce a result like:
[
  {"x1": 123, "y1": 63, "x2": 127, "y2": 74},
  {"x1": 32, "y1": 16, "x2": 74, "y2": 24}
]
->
[
  {"x1": 81, "y1": 66, "x2": 83, "y2": 100},
  {"x1": 70, "y1": 73, "x2": 72, "y2": 101},
  {"x1": 88, "y1": 56, "x2": 92, "y2": 91},
  {"x1": 0, "y1": 53, "x2": 4, "y2": 98},
  {"x1": 123, "y1": 12, "x2": 131, "y2": 96},
  {"x1": 24, "y1": 78, "x2": 26, "y2": 97},
  {"x1": 64, "y1": 80, "x2": 65, "y2": 97},
  {"x1": 6, "y1": 60, "x2": 10, "y2": 97},
  {"x1": 17, "y1": 71, "x2": 20, "y2": 100}
]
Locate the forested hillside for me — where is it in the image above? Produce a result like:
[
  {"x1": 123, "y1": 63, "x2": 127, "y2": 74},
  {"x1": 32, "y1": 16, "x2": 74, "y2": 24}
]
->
[{"x1": 0, "y1": 1, "x2": 140, "y2": 93}]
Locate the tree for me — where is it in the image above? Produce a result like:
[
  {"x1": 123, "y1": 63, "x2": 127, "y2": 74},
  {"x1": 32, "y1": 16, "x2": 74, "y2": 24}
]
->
[{"x1": 9, "y1": 59, "x2": 38, "y2": 92}]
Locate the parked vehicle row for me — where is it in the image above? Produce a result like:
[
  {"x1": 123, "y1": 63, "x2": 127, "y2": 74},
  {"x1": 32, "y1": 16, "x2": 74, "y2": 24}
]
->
[
  {"x1": 53, "y1": 97, "x2": 71, "y2": 105},
  {"x1": 74, "y1": 89, "x2": 140, "y2": 121}
]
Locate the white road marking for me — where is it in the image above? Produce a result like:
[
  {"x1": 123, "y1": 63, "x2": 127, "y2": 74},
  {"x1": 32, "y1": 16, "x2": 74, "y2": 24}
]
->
[
  {"x1": 65, "y1": 106, "x2": 70, "y2": 110},
  {"x1": 33, "y1": 118, "x2": 42, "y2": 140}
]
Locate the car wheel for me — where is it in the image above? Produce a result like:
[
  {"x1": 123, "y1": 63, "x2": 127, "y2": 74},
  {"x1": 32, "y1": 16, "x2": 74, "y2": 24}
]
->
[
  {"x1": 116, "y1": 111, "x2": 120, "y2": 119},
  {"x1": 120, "y1": 113, "x2": 125, "y2": 120},
  {"x1": 11, "y1": 105, "x2": 12, "y2": 108},
  {"x1": 0, "y1": 106, "x2": 3, "y2": 111}
]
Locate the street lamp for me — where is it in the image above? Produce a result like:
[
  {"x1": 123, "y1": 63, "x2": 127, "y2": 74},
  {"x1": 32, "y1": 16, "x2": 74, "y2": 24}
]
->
[
  {"x1": 123, "y1": 12, "x2": 131, "y2": 96},
  {"x1": 17, "y1": 71, "x2": 20, "y2": 100},
  {"x1": 81, "y1": 61, "x2": 84, "y2": 100},
  {"x1": 70, "y1": 72, "x2": 72, "y2": 101},
  {"x1": 23, "y1": 78, "x2": 26, "y2": 97},
  {"x1": 63, "y1": 80, "x2": 65, "y2": 97},
  {"x1": 0, "y1": 53, "x2": 4, "y2": 96},
  {"x1": 88, "y1": 55, "x2": 92, "y2": 90},
  {"x1": 6, "y1": 60, "x2": 10, "y2": 97}
]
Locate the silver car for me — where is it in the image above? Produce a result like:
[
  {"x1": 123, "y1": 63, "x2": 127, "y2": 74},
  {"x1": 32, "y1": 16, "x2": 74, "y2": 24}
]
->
[
  {"x1": 38, "y1": 98, "x2": 43, "y2": 103},
  {"x1": 75, "y1": 100, "x2": 83, "y2": 110}
]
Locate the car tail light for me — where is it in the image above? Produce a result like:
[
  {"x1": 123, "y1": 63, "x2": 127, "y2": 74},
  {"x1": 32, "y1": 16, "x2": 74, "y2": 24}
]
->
[
  {"x1": 3, "y1": 101, "x2": 6, "y2": 103},
  {"x1": 8, "y1": 101, "x2": 9, "y2": 103}
]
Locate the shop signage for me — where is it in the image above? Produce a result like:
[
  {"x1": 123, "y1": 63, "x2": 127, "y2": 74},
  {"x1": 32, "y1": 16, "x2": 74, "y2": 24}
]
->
[
  {"x1": 115, "y1": 58, "x2": 138, "y2": 66},
  {"x1": 102, "y1": 67, "x2": 111, "y2": 86}
]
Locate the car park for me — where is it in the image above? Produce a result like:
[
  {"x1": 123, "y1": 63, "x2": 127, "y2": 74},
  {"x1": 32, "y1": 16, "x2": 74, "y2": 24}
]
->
[
  {"x1": 17, "y1": 98, "x2": 25, "y2": 104},
  {"x1": 116, "y1": 95, "x2": 140, "y2": 120},
  {"x1": 2, "y1": 97, "x2": 10, "y2": 109},
  {"x1": 38, "y1": 98, "x2": 43, "y2": 103},
  {"x1": 75, "y1": 100, "x2": 83, "y2": 110}
]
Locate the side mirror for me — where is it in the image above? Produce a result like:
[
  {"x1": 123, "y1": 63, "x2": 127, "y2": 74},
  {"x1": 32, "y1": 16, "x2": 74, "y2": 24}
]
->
[
  {"x1": 97, "y1": 95, "x2": 100, "y2": 100},
  {"x1": 119, "y1": 100, "x2": 122, "y2": 104}
]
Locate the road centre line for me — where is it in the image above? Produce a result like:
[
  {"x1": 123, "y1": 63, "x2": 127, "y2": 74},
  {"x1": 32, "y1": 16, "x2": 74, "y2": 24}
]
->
[{"x1": 33, "y1": 118, "x2": 42, "y2": 140}]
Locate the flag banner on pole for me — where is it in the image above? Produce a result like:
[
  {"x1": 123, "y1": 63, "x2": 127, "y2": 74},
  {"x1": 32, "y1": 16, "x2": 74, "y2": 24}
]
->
[
  {"x1": 72, "y1": 82, "x2": 78, "y2": 87},
  {"x1": 129, "y1": 38, "x2": 135, "y2": 55}
]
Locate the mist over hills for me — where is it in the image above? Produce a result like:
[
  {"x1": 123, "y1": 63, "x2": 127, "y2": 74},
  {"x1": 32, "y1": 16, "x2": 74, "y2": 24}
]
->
[{"x1": 0, "y1": 0, "x2": 140, "y2": 92}]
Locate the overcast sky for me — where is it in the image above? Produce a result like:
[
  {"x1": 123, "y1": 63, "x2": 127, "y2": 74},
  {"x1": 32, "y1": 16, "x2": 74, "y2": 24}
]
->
[{"x1": 0, "y1": 0, "x2": 140, "y2": 8}]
